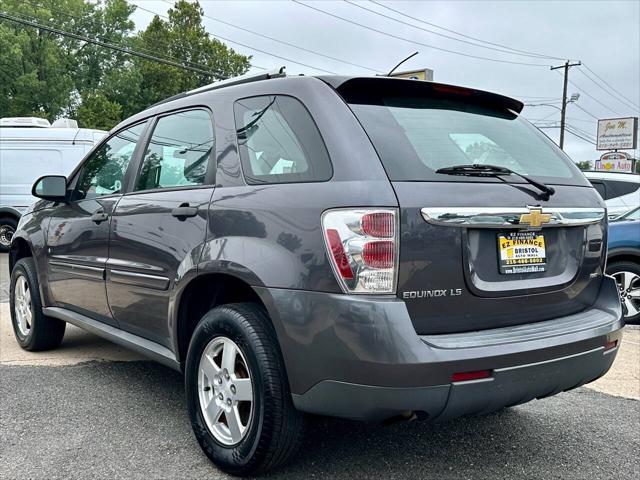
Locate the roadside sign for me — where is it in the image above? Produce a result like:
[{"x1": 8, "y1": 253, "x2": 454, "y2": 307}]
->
[
  {"x1": 596, "y1": 117, "x2": 638, "y2": 151},
  {"x1": 594, "y1": 151, "x2": 635, "y2": 172},
  {"x1": 390, "y1": 68, "x2": 434, "y2": 81}
]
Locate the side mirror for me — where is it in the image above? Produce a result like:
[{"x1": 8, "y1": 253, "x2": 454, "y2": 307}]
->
[{"x1": 32, "y1": 175, "x2": 67, "y2": 201}]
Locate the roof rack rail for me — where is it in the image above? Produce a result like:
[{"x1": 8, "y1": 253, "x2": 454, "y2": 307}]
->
[{"x1": 153, "y1": 67, "x2": 286, "y2": 107}]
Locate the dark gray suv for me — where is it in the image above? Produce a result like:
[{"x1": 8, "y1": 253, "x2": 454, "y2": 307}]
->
[{"x1": 9, "y1": 70, "x2": 624, "y2": 475}]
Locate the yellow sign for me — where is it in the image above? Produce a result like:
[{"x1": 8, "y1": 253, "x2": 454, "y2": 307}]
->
[{"x1": 390, "y1": 69, "x2": 434, "y2": 81}]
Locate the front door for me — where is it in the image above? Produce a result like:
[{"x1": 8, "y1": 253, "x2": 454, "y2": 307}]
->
[
  {"x1": 46, "y1": 122, "x2": 147, "y2": 325},
  {"x1": 106, "y1": 109, "x2": 215, "y2": 345}
]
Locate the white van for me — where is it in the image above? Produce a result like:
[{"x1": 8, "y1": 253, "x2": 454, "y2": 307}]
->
[{"x1": 0, "y1": 117, "x2": 106, "y2": 251}]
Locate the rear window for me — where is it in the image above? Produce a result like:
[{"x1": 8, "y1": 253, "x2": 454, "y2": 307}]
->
[{"x1": 343, "y1": 82, "x2": 586, "y2": 185}]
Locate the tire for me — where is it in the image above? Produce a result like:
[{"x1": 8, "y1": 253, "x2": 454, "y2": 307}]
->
[
  {"x1": 0, "y1": 216, "x2": 17, "y2": 253},
  {"x1": 10, "y1": 257, "x2": 66, "y2": 351},
  {"x1": 185, "y1": 303, "x2": 304, "y2": 476},
  {"x1": 607, "y1": 260, "x2": 640, "y2": 324}
]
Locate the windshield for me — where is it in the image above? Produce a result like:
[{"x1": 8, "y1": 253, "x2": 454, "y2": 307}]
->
[
  {"x1": 615, "y1": 207, "x2": 640, "y2": 221},
  {"x1": 347, "y1": 94, "x2": 586, "y2": 185}
]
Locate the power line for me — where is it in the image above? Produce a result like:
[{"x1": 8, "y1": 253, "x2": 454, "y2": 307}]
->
[
  {"x1": 583, "y1": 62, "x2": 640, "y2": 110},
  {"x1": 537, "y1": 124, "x2": 597, "y2": 145},
  {"x1": 154, "y1": 0, "x2": 383, "y2": 73},
  {"x1": 527, "y1": 109, "x2": 559, "y2": 122},
  {"x1": 134, "y1": 0, "x2": 337, "y2": 74},
  {"x1": 565, "y1": 125, "x2": 597, "y2": 145},
  {"x1": 369, "y1": 0, "x2": 569, "y2": 61},
  {"x1": 15, "y1": 0, "x2": 240, "y2": 74},
  {"x1": 344, "y1": 0, "x2": 560, "y2": 60},
  {"x1": 0, "y1": 10, "x2": 229, "y2": 78},
  {"x1": 291, "y1": 0, "x2": 553, "y2": 67},
  {"x1": 572, "y1": 103, "x2": 600, "y2": 121},
  {"x1": 567, "y1": 75, "x2": 624, "y2": 117},
  {"x1": 567, "y1": 123, "x2": 597, "y2": 141},
  {"x1": 576, "y1": 67, "x2": 639, "y2": 112},
  {"x1": 552, "y1": 69, "x2": 624, "y2": 118}
]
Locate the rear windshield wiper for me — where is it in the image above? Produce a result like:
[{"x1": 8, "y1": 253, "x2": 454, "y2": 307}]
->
[{"x1": 435, "y1": 164, "x2": 555, "y2": 198}]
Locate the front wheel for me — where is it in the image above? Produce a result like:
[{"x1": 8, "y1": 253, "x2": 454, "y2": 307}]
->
[
  {"x1": 607, "y1": 261, "x2": 640, "y2": 324},
  {"x1": 185, "y1": 303, "x2": 304, "y2": 475},
  {"x1": 10, "y1": 257, "x2": 66, "y2": 350}
]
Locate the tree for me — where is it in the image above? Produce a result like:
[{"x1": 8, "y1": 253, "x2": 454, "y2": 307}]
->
[
  {"x1": 0, "y1": 0, "x2": 82, "y2": 119},
  {"x1": 0, "y1": 0, "x2": 251, "y2": 129},
  {"x1": 76, "y1": 91, "x2": 122, "y2": 130},
  {"x1": 575, "y1": 161, "x2": 592, "y2": 171},
  {"x1": 113, "y1": 0, "x2": 251, "y2": 117}
]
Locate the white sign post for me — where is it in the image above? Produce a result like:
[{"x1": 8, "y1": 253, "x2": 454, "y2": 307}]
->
[{"x1": 596, "y1": 117, "x2": 638, "y2": 151}]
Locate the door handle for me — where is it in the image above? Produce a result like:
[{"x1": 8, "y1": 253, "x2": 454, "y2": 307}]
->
[
  {"x1": 171, "y1": 203, "x2": 198, "y2": 220},
  {"x1": 91, "y1": 210, "x2": 109, "y2": 224}
]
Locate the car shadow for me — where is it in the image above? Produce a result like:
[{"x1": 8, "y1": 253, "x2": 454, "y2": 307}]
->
[{"x1": 89, "y1": 361, "x2": 631, "y2": 480}]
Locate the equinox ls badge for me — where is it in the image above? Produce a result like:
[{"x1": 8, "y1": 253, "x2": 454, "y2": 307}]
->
[
  {"x1": 519, "y1": 207, "x2": 551, "y2": 229},
  {"x1": 403, "y1": 289, "x2": 462, "y2": 299}
]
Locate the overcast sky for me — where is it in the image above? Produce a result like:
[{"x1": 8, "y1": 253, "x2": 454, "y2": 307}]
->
[{"x1": 130, "y1": 0, "x2": 640, "y2": 163}]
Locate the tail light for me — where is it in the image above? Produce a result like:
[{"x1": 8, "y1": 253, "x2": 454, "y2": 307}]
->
[{"x1": 322, "y1": 209, "x2": 398, "y2": 294}]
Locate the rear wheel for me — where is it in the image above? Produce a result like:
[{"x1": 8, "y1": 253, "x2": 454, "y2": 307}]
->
[
  {"x1": 10, "y1": 257, "x2": 66, "y2": 350},
  {"x1": 185, "y1": 303, "x2": 304, "y2": 475},
  {"x1": 0, "y1": 216, "x2": 17, "y2": 253},
  {"x1": 607, "y1": 261, "x2": 640, "y2": 324}
]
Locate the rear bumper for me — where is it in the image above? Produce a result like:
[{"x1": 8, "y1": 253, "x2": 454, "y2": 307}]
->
[{"x1": 255, "y1": 276, "x2": 623, "y2": 421}]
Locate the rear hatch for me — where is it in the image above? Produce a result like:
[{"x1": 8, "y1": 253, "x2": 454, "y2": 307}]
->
[{"x1": 333, "y1": 77, "x2": 607, "y2": 334}]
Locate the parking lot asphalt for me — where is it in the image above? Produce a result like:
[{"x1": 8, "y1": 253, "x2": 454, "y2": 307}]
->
[{"x1": 1, "y1": 252, "x2": 639, "y2": 479}]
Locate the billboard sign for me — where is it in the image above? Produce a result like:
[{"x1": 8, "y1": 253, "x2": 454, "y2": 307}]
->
[
  {"x1": 390, "y1": 68, "x2": 434, "y2": 81},
  {"x1": 594, "y1": 151, "x2": 635, "y2": 173},
  {"x1": 596, "y1": 117, "x2": 638, "y2": 150}
]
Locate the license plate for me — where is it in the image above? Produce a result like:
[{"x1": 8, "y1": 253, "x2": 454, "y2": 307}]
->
[{"x1": 498, "y1": 231, "x2": 546, "y2": 274}]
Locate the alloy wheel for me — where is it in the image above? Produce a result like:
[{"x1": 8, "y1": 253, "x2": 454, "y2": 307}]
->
[
  {"x1": 198, "y1": 336, "x2": 254, "y2": 446},
  {"x1": 0, "y1": 224, "x2": 14, "y2": 247},
  {"x1": 613, "y1": 270, "x2": 640, "y2": 319},
  {"x1": 14, "y1": 275, "x2": 33, "y2": 336}
]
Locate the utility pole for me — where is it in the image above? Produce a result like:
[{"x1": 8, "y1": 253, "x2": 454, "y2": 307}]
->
[{"x1": 550, "y1": 60, "x2": 581, "y2": 149}]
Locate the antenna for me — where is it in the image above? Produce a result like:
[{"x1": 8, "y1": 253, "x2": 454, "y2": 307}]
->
[{"x1": 387, "y1": 51, "x2": 419, "y2": 76}]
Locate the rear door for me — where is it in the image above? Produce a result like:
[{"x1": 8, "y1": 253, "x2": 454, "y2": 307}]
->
[
  {"x1": 46, "y1": 122, "x2": 147, "y2": 325},
  {"x1": 106, "y1": 108, "x2": 215, "y2": 346},
  {"x1": 339, "y1": 78, "x2": 607, "y2": 334}
]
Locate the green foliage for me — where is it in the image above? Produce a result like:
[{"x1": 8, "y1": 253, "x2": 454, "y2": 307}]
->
[
  {"x1": 575, "y1": 161, "x2": 592, "y2": 171},
  {"x1": 0, "y1": 0, "x2": 251, "y2": 128},
  {"x1": 76, "y1": 91, "x2": 122, "y2": 130}
]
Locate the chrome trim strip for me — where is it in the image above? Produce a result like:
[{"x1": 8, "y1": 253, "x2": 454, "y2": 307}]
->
[
  {"x1": 421, "y1": 207, "x2": 605, "y2": 228},
  {"x1": 49, "y1": 260, "x2": 104, "y2": 280},
  {"x1": 108, "y1": 269, "x2": 170, "y2": 291},
  {"x1": 106, "y1": 258, "x2": 164, "y2": 272},
  {"x1": 51, "y1": 254, "x2": 108, "y2": 265}
]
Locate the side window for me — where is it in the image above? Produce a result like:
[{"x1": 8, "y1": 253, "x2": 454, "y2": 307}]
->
[
  {"x1": 72, "y1": 122, "x2": 146, "y2": 201},
  {"x1": 234, "y1": 95, "x2": 332, "y2": 184},
  {"x1": 591, "y1": 181, "x2": 606, "y2": 199},
  {"x1": 605, "y1": 180, "x2": 640, "y2": 199},
  {"x1": 135, "y1": 109, "x2": 214, "y2": 191}
]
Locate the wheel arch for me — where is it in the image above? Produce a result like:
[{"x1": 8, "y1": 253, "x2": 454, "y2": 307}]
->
[
  {"x1": 9, "y1": 235, "x2": 34, "y2": 273},
  {"x1": 607, "y1": 248, "x2": 640, "y2": 267},
  {"x1": 0, "y1": 207, "x2": 22, "y2": 219},
  {"x1": 174, "y1": 272, "x2": 273, "y2": 368}
]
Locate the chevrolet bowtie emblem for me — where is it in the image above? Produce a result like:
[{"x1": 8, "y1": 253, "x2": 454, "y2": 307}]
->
[{"x1": 519, "y1": 207, "x2": 551, "y2": 228}]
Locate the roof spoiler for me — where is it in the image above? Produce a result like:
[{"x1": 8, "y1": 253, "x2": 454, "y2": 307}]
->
[{"x1": 319, "y1": 76, "x2": 525, "y2": 114}]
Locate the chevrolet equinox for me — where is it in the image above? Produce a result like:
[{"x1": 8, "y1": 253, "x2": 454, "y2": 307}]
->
[{"x1": 9, "y1": 70, "x2": 624, "y2": 475}]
